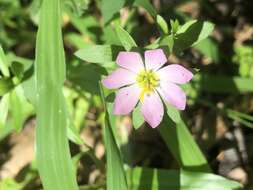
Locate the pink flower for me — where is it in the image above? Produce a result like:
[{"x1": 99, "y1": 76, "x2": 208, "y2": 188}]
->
[{"x1": 102, "y1": 49, "x2": 193, "y2": 128}]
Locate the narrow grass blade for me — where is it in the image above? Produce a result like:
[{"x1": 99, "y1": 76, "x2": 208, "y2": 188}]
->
[
  {"x1": 159, "y1": 113, "x2": 211, "y2": 172},
  {"x1": 35, "y1": 0, "x2": 78, "y2": 189},
  {"x1": 127, "y1": 167, "x2": 243, "y2": 190},
  {"x1": 100, "y1": 83, "x2": 128, "y2": 190},
  {"x1": 199, "y1": 74, "x2": 253, "y2": 93}
]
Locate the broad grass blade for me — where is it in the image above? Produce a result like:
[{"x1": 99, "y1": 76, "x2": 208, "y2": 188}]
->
[{"x1": 35, "y1": 0, "x2": 78, "y2": 189}]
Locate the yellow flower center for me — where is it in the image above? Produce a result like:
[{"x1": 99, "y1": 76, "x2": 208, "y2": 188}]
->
[{"x1": 136, "y1": 70, "x2": 160, "y2": 101}]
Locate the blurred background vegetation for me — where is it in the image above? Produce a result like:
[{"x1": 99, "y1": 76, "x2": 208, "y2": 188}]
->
[{"x1": 0, "y1": 0, "x2": 253, "y2": 189}]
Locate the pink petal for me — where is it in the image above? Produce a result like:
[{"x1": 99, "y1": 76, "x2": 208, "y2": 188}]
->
[
  {"x1": 157, "y1": 81, "x2": 186, "y2": 110},
  {"x1": 102, "y1": 68, "x2": 137, "y2": 89},
  {"x1": 157, "y1": 64, "x2": 193, "y2": 84},
  {"x1": 141, "y1": 92, "x2": 164, "y2": 128},
  {"x1": 116, "y1": 52, "x2": 144, "y2": 73},
  {"x1": 144, "y1": 49, "x2": 167, "y2": 71},
  {"x1": 114, "y1": 84, "x2": 141, "y2": 115}
]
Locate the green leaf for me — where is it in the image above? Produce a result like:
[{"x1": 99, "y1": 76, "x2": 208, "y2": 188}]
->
[
  {"x1": 21, "y1": 75, "x2": 36, "y2": 106},
  {"x1": 198, "y1": 99, "x2": 253, "y2": 129},
  {"x1": 0, "y1": 122, "x2": 14, "y2": 141},
  {"x1": 101, "y1": 0, "x2": 125, "y2": 24},
  {"x1": 175, "y1": 20, "x2": 214, "y2": 51},
  {"x1": 67, "y1": 63, "x2": 106, "y2": 95},
  {"x1": 156, "y1": 15, "x2": 168, "y2": 34},
  {"x1": 115, "y1": 25, "x2": 137, "y2": 51},
  {"x1": 132, "y1": 102, "x2": 144, "y2": 130},
  {"x1": 10, "y1": 61, "x2": 24, "y2": 80},
  {"x1": 9, "y1": 86, "x2": 33, "y2": 131},
  {"x1": 35, "y1": 0, "x2": 79, "y2": 189},
  {"x1": 67, "y1": 13, "x2": 99, "y2": 38},
  {"x1": 160, "y1": 20, "x2": 214, "y2": 53},
  {"x1": 134, "y1": 0, "x2": 157, "y2": 18},
  {"x1": 0, "y1": 45, "x2": 10, "y2": 77},
  {"x1": 0, "y1": 94, "x2": 9, "y2": 128},
  {"x1": 0, "y1": 78, "x2": 14, "y2": 96},
  {"x1": 75, "y1": 45, "x2": 123, "y2": 65},
  {"x1": 158, "y1": 113, "x2": 211, "y2": 172},
  {"x1": 198, "y1": 74, "x2": 253, "y2": 93},
  {"x1": 127, "y1": 167, "x2": 243, "y2": 190},
  {"x1": 166, "y1": 104, "x2": 181, "y2": 124},
  {"x1": 0, "y1": 179, "x2": 22, "y2": 190},
  {"x1": 100, "y1": 83, "x2": 128, "y2": 190},
  {"x1": 170, "y1": 19, "x2": 180, "y2": 34},
  {"x1": 194, "y1": 38, "x2": 220, "y2": 63},
  {"x1": 63, "y1": 0, "x2": 90, "y2": 17},
  {"x1": 67, "y1": 121, "x2": 83, "y2": 145},
  {"x1": 159, "y1": 35, "x2": 174, "y2": 54}
]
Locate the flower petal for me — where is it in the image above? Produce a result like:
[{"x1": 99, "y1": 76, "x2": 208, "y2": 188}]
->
[
  {"x1": 157, "y1": 81, "x2": 186, "y2": 110},
  {"x1": 141, "y1": 92, "x2": 164, "y2": 128},
  {"x1": 114, "y1": 84, "x2": 141, "y2": 115},
  {"x1": 157, "y1": 64, "x2": 193, "y2": 84},
  {"x1": 116, "y1": 52, "x2": 144, "y2": 73},
  {"x1": 102, "y1": 68, "x2": 137, "y2": 89},
  {"x1": 144, "y1": 49, "x2": 167, "y2": 71}
]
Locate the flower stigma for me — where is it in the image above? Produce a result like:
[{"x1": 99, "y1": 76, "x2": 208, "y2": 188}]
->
[{"x1": 136, "y1": 70, "x2": 160, "y2": 101}]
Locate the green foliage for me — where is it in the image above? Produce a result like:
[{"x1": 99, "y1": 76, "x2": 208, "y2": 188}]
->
[
  {"x1": 35, "y1": 0, "x2": 78, "y2": 189},
  {"x1": 166, "y1": 104, "x2": 181, "y2": 124},
  {"x1": 160, "y1": 20, "x2": 214, "y2": 54},
  {"x1": 64, "y1": 0, "x2": 90, "y2": 17},
  {"x1": 133, "y1": 0, "x2": 157, "y2": 17},
  {"x1": 0, "y1": 45, "x2": 10, "y2": 77},
  {"x1": 9, "y1": 86, "x2": 33, "y2": 131},
  {"x1": 0, "y1": 78, "x2": 14, "y2": 96},
  {"x1": 198, "y1": 74, "x2": 253, "y2": 93},
  {"x1": 100, "y1": 84, "x2": 128, "y2": 190},
  {"x1": 0, "y1": 94, "x2": 9, "y2": 128},
  {"x1": 156, "y1": 15, "x2": 169, "y2": 34},
  {"x1": 0, "y1": 179, "x2": 22, "y2": 190},
  {"x1": 1, "y1": 0, "x2": 251, "y2": 189},
  {"x1": 132, "y1": 102, "x2": 144, "y2": 129},
  {"x1": 101, "y1": 0, "x2": 125, "y2": 24},
  {"x1": 75, "y1": 45, "x2": 122, "y2": 66},
  {"x1": 159, "y1": 112, "x2": 211, "y2": 172},
  {"x1": 127, "y1": 167, "x2": 243, "y2": 190},
  {"x1": 115, "y1": 25, "x2": 138, "y2": 51},
  {"x1": 233, "y1": 45, "x2": 253, "y2": 78},
  {"x1": 194, "y1": 38, "x2": 220, "y2": 63}
]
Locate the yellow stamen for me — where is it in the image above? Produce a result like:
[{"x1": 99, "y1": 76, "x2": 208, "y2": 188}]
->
[{"x1": 136, "y1": 70, "x2": 160, "y2": 102}]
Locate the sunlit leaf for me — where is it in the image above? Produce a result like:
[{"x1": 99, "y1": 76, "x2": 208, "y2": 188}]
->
[
  {"x1": 156, "y1": 15, "x2": 168, "y2": 34},
  {"x1": 132, "y1": 102, "x2": 144, "y2": 130},
  {"x1": 160, "y1": 20, "x2": 214, "y2": 53},
  {"x1": 100, "y1": 83, "x2": 128, "y2": 190},
  {"x1": 127, "y1": 167, "x2": 243, "y2": 190},
  {"x1": 115, "y1": 25, "x2": 137, "y2": 51},
  {"x1": 159, "y1": 113, "x2": 211, "y2": 172},
  {"x1": 75, "y1": 44, "x2": 123, "y2": 65},
  {"x1": 0, "y1": 94, "x2": 9, "y2": 128},
  {"x1": 0, "y1": 78, "x2": 14, "y2": 96},
  {"x1": 198, "y1": 74, "x2": 253, "y2": 93},
  {"x1": 0, "y1": 45, "x2": 10, "y2": 77},
  {"x1": 35, "y1": 0, "x2": 79, "y2": 189},
  {"x1": 194, "y1": 38, "x2": 220, "y2": 63}
]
